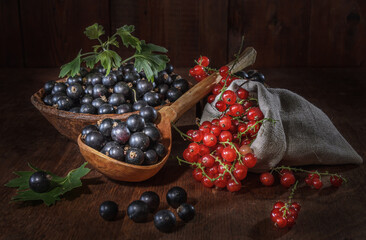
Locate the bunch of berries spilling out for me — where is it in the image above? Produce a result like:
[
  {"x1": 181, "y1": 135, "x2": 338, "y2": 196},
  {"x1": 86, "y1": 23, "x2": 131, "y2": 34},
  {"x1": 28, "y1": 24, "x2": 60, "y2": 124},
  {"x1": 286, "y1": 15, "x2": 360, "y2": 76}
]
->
[
  {"x1": 271, "y1": 199, "x2": 301, "y2": 228},
  {"x1": 176, "y1": 62, "x2": 275, "y2": 192}
]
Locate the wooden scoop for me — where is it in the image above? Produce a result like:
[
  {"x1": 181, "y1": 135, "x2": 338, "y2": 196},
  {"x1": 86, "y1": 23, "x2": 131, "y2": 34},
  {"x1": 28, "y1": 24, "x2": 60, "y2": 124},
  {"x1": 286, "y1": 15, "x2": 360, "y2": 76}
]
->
[{"x1": 78, "y1": 47, "x2": 257, "y2": 182}]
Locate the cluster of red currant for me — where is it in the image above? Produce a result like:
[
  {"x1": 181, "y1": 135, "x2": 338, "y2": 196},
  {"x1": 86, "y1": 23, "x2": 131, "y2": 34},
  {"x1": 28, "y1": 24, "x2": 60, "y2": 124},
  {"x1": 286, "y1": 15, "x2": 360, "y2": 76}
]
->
[{"x1": 189, "y1": 56, "x2": 210, "y2": 82}]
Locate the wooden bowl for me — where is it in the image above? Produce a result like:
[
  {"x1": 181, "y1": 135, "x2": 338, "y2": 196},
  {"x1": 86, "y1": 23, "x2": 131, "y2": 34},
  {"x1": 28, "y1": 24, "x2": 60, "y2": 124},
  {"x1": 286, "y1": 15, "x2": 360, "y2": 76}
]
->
[
  {"x1": 31, "y1": 79, "x2": 166, "y2": 142},
  {"x1": 77, "y1": 47, "x2": 257, "y2": 182}
]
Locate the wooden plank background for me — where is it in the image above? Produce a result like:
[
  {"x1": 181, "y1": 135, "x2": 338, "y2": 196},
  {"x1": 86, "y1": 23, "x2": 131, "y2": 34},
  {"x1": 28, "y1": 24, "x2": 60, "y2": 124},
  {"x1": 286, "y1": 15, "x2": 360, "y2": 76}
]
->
[{"x1": 1, "y1": 0, "x2": 365, "y2": 68}]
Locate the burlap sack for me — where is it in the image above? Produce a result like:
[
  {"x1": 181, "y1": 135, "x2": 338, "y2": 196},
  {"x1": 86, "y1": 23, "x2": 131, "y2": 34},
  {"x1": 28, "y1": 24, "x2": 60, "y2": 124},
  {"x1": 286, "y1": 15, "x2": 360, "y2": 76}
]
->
[{"x1": 200, "y1": 80, "x2": 363, "y2": 172}]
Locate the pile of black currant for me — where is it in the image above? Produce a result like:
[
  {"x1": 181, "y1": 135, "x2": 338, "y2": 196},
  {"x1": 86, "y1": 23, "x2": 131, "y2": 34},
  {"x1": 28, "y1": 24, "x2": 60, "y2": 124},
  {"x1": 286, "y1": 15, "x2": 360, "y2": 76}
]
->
[
  {"x1": 42, "y1": 63, "x2": 190, "y2": 114},
  {"x1": 81, "y1": 106, "x2": 166, "y2": 165},
  {"x1": 100, "y1": 187, "x2": 195, "y2": 233}
]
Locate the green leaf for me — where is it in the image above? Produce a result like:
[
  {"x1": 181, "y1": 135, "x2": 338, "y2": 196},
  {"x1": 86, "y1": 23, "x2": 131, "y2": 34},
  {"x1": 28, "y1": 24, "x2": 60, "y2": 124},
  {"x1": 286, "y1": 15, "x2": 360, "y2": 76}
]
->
[
  {"x1": 59, "y1": 50, "x2": 82, "y2": 78},
  {"x1": 84, "y1": 23, "x2": 105, "y2": 40},
  {"x1": 140, "y1": 41, "x2": 168, "y2": 53},
  {"x1": 116, "y1": 25, "x2": 141, "y2": 51},
  {"x1": 83, "y1": 54, "x2": 98, "y2": 69},
  {"x1": 107, "y1": 36, "x2": 119, "y2": 48},
  {"x1": 5, "y1": 162, "x2": 91, "y2": 206},
  {"x1": 97, "y1": 50, "x2": 122, "y2": 76},
  {"x1": 92, "y1": 45, "x2": 101, "y2": 53}
]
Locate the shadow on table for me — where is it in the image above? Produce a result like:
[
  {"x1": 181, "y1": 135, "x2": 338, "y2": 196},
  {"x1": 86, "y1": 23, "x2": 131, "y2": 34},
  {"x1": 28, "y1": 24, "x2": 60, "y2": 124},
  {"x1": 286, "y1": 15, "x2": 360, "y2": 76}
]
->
[{"x1": 249, "y1": 218, "x2": 290, "y2": 240}]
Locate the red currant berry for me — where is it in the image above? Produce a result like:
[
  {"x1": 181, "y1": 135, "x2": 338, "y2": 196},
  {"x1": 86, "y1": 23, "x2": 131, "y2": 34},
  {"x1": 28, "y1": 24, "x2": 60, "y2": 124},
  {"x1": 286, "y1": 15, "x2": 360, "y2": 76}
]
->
[
  {"x1": 215, "y1": 100, "x2": 227, "y2": 112},
  {"x1": 242, "y1": 100, "x2": 253, "y2": 109},
  {"x1": 237, "y1": 123, "x2": 247, "y2": 133},
  {"x1": 280, "y1": 173, "x2": 296, "y2": 188},
  {"x1": 201, "y1": 154, "x2": 215, "y2": 168},
  {"x1": 188, "y1": 142, "x2": 200, "y2": 155},
  {"x1": 243, "y1": 153, "x2": 257, "y2": 168},
  {"x1": 233, "y1": 165, "x2": 248, "y2": 180},
  {"x1": 271, "y1": 208, "x2": 282, "y2": 223},
  {"x1": 219, "y1": 116, "x2": 232, "y2": 130},
  {"x1": 239, "y1": 144, "x2": 252, "y2": 156},
  {"x1": 286, "y1": 216, "x2": 296, "y2": 227},
  {"x1": 191, "y1": 130, "x2": 203, "y2": 142},
  {"x1": 195, "y1": 72, "x2": 208, "y2": 82},
  {"x1": 199, "y1": 122, "x2": 211, "y2": 133},
  {"x1": 330, "y1": 175, "x2": 343, "y2": 187},
  {"x1": 214, "y1": 177, "x2": 228, "y2": 188},
  {"x1": 247, "y1": 107, "x2": 264, "y2": 121},
  {"x1": 201, "y1": 177, "x2": 214, "y2": 188},
  {"x1": 273, "y1": 201, "x2": 285, "y2": 209},
  {"x1": 207, "y1": 95, "x2": 216, "y2": 103},
  {"x1": 198, "y1": 56, "x2": 210, "y2": 67},
  {"x1": 219, "y1": 131, "x2": 233, "y2": 142},
  {"x1": 287, "y1": 207, "x2": 298, "y2": 219},
  {"x1": 212, "y1": 84, "x2": 222, "y2": 95},
  {"x1": 290, "y1": 202, "x2": 301, "y2": 212},
  {"x1": 237, "y1": 88, "x2": 249, "y2": 99},
  {"x1": 207, "y1": 165, "x2": 219, "y2": 177},
  {"x1": 312, "y1": 178, "x2": 323, "y2": 189},
  {"x1": 189, "y1": 68, "x2": 196, "y2": 76},
  {"x1": 246, "y1": 120, "x2": 261, "y2": 136},
  {"x1": 229, "y1": 103, "x2": 244, "y2": 117},
  {"x1": 210, "y1": 125, "x2": 222, "y2": 137},
  {"x1": 219, "y1": 66, "x2": 230, "y2": 78},
  {"x1": 187, "y1": 130, "x2": 194, "y2": 141},
  {"x1": 280, "y1": 169, "x2": 293, "y2": 175},
  {"x1": 226, "y1": 179, "x2": 242, "y2": 192},
  {"x1": 202, "y1": 132, "x2": 217, "y2": 147},
  {"x1": 222, "y1": 90, "x2": 237, "y2": 105},
  {"x1": 199, "y1": 144, "x2": 210, "y2": 156},
  {"x1": 211, "y1": 119, "x2": 220, "y2": 126},
  {"x1": 183, "y1": 148, "x2": 198, "y2": 163},
  {"x1": 260, "y1": 172, "x2": 275, "y2": 186},
  {"x1": 192, "y1": 168, "x2": 203, "y2": 182},
  {"x1": 193, "y1": 65, "x2": 205, "y2": 76},
  {"x1": 275, "y1": 216, "x2": 288, "y2": 228},
  {"x1": 222, "y1": 147, "x2": 237, "y2": 162}
]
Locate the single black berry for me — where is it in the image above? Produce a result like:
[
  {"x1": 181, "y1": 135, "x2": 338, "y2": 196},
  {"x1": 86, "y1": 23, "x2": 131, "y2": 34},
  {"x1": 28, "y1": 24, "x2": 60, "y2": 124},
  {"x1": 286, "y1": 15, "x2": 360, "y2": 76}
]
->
[
  {"x1": 108, "y1": 146, "x2": 124, "y2": 161},
  {"x1": 177, "y1": 203, "x2": 195, "y2": 222},
  {"x1": 29, "y1": 171, "x2": 51, "y2": 193},
  {"x1": 142, "y1": 126, "x2": 161, "y2": 142},
  {"x1": 116, "y1": 104, "x2": 132, "y2": 114},
  {"x1": 132, "y1": 100, "x2": 147, "y2": 111},
  {"x1": 127, "y1": 200, "x2": 149, "y2": 223},
  {"x1": 80, "y1": 103, "x2": 96, "y2": 114},
  {"x1": 126, "y1": 114, "x2": 145, "y2": 132},
  {"x1": 139, "y1": 106, "x2": 158, "y2": 123},
  {"x1": 166, "y1": 186, "x2": 187, "y2": 208},
  {"x1": 144, "y1": 149, "x2": 158, "y2": 165},
  {"x1": 125, "y1": 148, "x2": 144, "y2": 165},
  {"x1": 129, "y1": 132, "x2": 150, "y2": 151},
  {"x1": 166, "y1": 88, "x2": 182, "y2": 102},
  {"x1": 153, "y1": 210, "x2": 176, "y2": 232},
  {"x1": 111, "y1": 123, "x2": 130, "y2": 144},
  {"x1": 140, "y1": 191, "x2": 160, "y2": 213},
  {"x1": 99, "y1": 201, "x2": 118, "y2": 221},
  {"x1": 153, "y1": 143, "x2": 167, "y2": 158},
  {"x1": 44, "y1": 80, "x2": 55, "y2": 94},
  {"x1": 84, "y1": 131, "x2": 105, "y2": 151},
  {"x1": 98, "y1": 104, "x2": 114, "y2": 114},
  {"x1": 81, "y1": 125, "x2": 98, "y2": 137}
]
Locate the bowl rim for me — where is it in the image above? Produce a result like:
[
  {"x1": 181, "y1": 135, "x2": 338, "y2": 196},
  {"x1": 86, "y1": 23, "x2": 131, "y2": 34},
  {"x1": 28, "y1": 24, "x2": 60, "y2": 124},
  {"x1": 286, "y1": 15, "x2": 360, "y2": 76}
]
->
[{"x1": 77, "y1": 134, "x2": 171, "y2": 170}]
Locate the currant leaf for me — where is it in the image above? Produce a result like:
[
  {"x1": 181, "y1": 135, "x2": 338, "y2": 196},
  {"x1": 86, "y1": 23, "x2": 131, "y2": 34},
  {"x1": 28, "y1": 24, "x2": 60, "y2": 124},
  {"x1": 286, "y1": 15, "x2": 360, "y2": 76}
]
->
[
  {"x1": 97, "y1": 50, "x2": 122, "y2": 76},
  {"x1": 84, "y1": 23, "x2": 105, "y2": 40},
  {"x1": 83, "y1": 54, "x2": 98, "y2": 69},
  {"x1": 116, "y1": 25, "x2": 141, "y2": 51},
  {"x1": 59, "y1": 50, "x2": 82, "y2": 78}
]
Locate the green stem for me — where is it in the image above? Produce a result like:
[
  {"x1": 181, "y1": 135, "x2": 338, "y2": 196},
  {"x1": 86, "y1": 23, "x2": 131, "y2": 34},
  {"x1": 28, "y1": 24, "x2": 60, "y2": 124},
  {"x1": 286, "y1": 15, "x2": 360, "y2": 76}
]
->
[
  {"x1": 121, "y1": 55, "x2": 137, "y2": 64},
  {"x1": 171, "y1": 123, "x2": 192, "y2": 141},
  {"x1": 177, "y1": 156, "x2": 213, "y2": 181}
]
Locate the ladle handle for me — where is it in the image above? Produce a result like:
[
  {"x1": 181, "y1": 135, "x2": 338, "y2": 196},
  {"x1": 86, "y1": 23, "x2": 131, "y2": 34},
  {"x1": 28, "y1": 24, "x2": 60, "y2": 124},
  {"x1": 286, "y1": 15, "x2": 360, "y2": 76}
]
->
[{"x1": 167, "y1": 47, "x2": 257, "y2": 123}]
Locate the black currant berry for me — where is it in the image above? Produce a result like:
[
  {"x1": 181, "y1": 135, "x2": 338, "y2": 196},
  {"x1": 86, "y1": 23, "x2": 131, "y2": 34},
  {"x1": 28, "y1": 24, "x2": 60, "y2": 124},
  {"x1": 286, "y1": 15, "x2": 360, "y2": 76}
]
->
[
  {"x1": 158, "y1": 84, "x2": 169, "y2": 95},
  {"x1": 81, "y1": 94, "x2": 93, "y2": 105},
  {"x1": 56, "y1": 96, "x2": 74, "y2": 111},
  {"x1": 112, "y1": 70, "x2": 124, "y2": 81},
  {"x1": 251, "y1": 72, "x2": 265, "y2": 84},
  {"x1": 94, "y1": 65, "x2": 106, "y2": 75},
  {"x1": 43, "y1": 95, "x2": 53, "y2": 106},
  {"x1": 80, "y1": 104, "x2": 96, "y2": 114},
  {"x1": 92, "y1": 98, "x2": 106, "y2": 109},
  {"x1": 79, "y1": 67, "x2": 89, "y2": 77},
  {"x1": 236, "y1": 70, "x2": 249, "y2": 79},
  {"x1": 166, "y1": 88, "x2": 182, "y2": 102},
  {"x1": 136, "y1": 79, "x2": 153, "y2": 95},
  {"x1": 139, "y1": 106, "x2": 158, "y2": 123},
  {"x1": 84, "y1": 131, "x2": 105, "y2": 150},
  {"x1": 116, "y1": 104, "x2": 132, "y2": 114},
  {"x1": 52, "y1": 82, "x2": 67, "y2": 95},
  {"x1": 84, "y1": 85, "x2": 94, "y2": 95},
  {"x1": 108, "y1": 93, "x2": 126, "y2": 106},
  {"x1": 153, "y1": 143, "x2": 167, "y2": 158},
  {"x1": 98, "y1": 104, "x2": 114, "y2": 114},
  {"x1": 111, "y1": 124, "x2": 130, "y2": 144},
  {"x1": 82, "y1": 125, "x2": 98, "y2": 137},
  {"x1": 166, "y1": 186, "x2": 187, "y2": 208},
  {"x1": 114, "y1": 82, "x2": 131, "y2": 97},
  {"x1": 143, "y1": 92, "x2": 160, "y2": 106},
  {"x1": 102, "y1": 73, "x2": 118, "y2": 87},
  {"x1": 153, "y1": 210, "x2": 176, "y2": 233},
  {"x1": 177, "y1": 203, "x2": 195, "y2": 222},
  {"x1": 165, "y1": 63, "x2": 174, "y2": 74},
  {"x1": 144, "y1": 149, "x2": 158, "y2": 165},
  {"x1": 101, "y1": 141, "x2": 121, "y2": 154},
  {"x1": 52, "y1": 92, "x2": 66, "y2": 104},
  {"x1": 99, "y1": 201, "x2": 118, "y2": 221},
  {"x1": 86, "y1": 73, "x2": 103, "y2": 85},
  {"x1": 126, "y1": 114, "x2": 145, "y2": 132},
  {"x1": 142, "y1": 126, "x2": 161, "y2": 142},
  {"x1": 66, "y1": 83, "x2": 83, "y2": 99},
  {"x1": 29, "y1": 171, "x2": 51, "y2": 193},
  {"x1": 172, "y1": 79, "x2": 189, "y2": 93},
  {"x1": 124, "y1": 72, "x2": 140, "y2": 83},
  {"x1": 44, "y1": 80, "x2": 55, "y2": 94},
  {"x1": 132, "y1": 100, "x2": 147, "y2": 111},
  {"x1": 98, "y1": 118, "x2": 114, "y2": 137},
  {"x1": 93, "y1": 84, "x2": 108, "y2": 98},
  {"x1": 129, "y1": 132, "x2": 150, "y2": 151},
  {"x1": 67, "y1": 76, "x2": 82, "y2": 85},
  {"x1": 108, "y1": 146, "x2": 124, "y2": 161},
  {"x1": 69, "y1": 107, "x2": 80, "y2": 113},
  {"x1": 125, "y1": 148, "x2": 144, "y2": 165},
  {"x1": 127, "y1": 200, "x2": 149, "y2": 223},
  {"x1": 140, "y1": 191, "x2": 160, "y2": 213}
]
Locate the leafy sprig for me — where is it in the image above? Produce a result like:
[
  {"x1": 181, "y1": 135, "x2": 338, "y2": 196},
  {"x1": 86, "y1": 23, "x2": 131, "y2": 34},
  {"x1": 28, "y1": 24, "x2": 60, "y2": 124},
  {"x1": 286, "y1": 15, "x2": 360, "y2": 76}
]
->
[
  {"x1": 59, "y1": 23, "x2": 169, "y2": 82},
  {"x1": 5, "y1": 162, "x2": 91, "y2": 206}
]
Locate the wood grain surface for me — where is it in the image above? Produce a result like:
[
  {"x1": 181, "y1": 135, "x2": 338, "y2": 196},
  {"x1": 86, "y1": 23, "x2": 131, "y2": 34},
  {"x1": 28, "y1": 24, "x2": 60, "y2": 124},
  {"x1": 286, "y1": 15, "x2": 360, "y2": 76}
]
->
[
  {"x1": 2, "y1": 1, "x2": 366, "y2": 68},
  {"x1": 0, "y1": 68, "x2": 365, "y2": 240}
]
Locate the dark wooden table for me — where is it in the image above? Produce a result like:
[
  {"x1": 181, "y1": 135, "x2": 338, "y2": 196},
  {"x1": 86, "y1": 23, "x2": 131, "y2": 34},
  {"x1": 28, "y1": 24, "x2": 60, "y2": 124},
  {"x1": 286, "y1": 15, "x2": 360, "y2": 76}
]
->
[{"x1": 0, "y1": 68, "x2": 365, "y2": 240}]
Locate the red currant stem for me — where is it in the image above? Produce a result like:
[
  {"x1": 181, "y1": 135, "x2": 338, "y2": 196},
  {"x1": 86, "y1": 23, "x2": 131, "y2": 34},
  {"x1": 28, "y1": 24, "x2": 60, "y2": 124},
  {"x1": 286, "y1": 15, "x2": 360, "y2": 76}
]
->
[
  {"x1": 237, "y1": 118, "x2": 276, "y2": 139},
  {"x1": 279, "y1": 180, "x2": 299, "y2": 218},
  {"x1": 171, "y1": 123, "x2": 192, "y2": 141},
  {"x1": 177, "y1": 156, "x2": 214, "y2": 181},
  {"x1": 212, "y1": 155, "x2": 239, "y2": 184},
  {"x1": 272, "y1": 166, "x2": 347, "y2": 183}
]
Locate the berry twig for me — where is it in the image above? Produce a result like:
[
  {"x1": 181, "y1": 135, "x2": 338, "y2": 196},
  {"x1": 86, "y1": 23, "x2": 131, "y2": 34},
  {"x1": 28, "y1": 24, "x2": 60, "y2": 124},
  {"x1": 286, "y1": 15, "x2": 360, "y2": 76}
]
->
[{"x1": 171, "y1": 123, "x2": 192, "y2": 141}]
